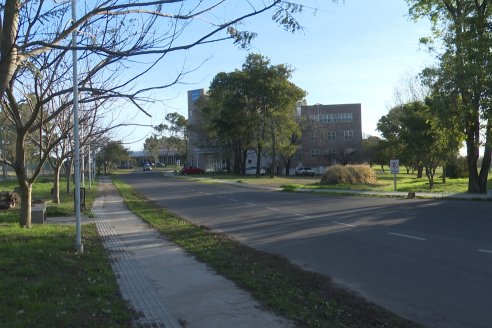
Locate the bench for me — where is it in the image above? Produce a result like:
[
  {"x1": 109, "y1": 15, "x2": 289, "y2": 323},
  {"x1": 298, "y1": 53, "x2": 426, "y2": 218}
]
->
[{"x1": 31, "y1": 202, "x2": 47, "y2": 224}]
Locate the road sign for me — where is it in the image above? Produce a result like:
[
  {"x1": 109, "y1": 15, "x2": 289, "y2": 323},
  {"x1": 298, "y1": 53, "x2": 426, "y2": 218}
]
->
[{"x1": 390, "y1": 159, "x2": 400, "y2": 174}]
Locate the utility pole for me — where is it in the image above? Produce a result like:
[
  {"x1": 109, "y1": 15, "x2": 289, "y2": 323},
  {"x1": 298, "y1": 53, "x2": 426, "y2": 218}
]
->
[{"x1": 72, "y1": 0, "x2": 83, "y2": 253}]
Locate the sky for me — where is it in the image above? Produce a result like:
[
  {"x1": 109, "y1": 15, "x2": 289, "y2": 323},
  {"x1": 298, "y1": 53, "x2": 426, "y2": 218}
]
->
[{"x1": 113, "y1": 0, "x2": 434, "y2": 151}]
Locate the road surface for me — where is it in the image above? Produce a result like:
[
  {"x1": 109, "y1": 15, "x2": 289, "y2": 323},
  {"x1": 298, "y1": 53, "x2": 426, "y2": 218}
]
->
[{"x1": 121, "y1": 173, "x2": 492, "y2": 328}]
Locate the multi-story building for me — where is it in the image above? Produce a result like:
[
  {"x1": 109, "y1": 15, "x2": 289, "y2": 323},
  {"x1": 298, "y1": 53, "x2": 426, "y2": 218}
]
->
[
  {"x1": 187, "y1": 88, "x2": 362, "y2": 173},
  {"x1": 187, "y1": 89, "x2": 226, "y2": 171},
  {"x1": 298, "y1": 104, "x2": 362, "y2": 169}
]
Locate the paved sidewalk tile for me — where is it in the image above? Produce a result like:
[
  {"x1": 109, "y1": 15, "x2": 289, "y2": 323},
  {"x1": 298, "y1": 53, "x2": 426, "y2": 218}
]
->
[
  {"x1": 92, "y1": 178, "x2": 293, "y2": 328},
  {"x1": 92, "y1": 183, "x2": 178, "y2": 328}
]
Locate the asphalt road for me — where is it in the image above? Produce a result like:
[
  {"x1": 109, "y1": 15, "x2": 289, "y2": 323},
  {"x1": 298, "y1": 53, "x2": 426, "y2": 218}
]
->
[{"x1": 121, "y1": 172, "x2": 492, "y2": 328}]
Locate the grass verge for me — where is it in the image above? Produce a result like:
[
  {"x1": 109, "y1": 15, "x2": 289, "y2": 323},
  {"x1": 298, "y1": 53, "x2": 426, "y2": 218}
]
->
[
  {"x1": 195, "y1": 169, "x2": 492, "y2": 194},
  {"x1": 0, "y1": 178, "x2": 134, "y2": 328},
  {"x1": 0, "y1": 222, "x2": 133, "y2": 327},
  {"x1": 113, "y1": 178, "x2": 422, "y2": 328}
]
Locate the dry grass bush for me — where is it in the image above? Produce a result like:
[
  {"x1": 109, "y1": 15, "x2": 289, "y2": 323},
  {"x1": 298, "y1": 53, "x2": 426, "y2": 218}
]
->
[{"x1": 321, "y1": 165, "x2": 377, "y2": 185}]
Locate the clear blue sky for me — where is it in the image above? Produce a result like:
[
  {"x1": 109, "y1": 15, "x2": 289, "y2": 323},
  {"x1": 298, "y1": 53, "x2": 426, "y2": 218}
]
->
[{"x1": 115, "y1": 0, "x2": 433, "y2": 151}]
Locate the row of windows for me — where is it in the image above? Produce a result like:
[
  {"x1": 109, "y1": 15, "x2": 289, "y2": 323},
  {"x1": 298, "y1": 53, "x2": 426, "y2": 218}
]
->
[
  {"x1": 310, "y1": 149, "x2": 337, "y2": 158},
  {"x1": 309, "y1": 112, "x2": 353, "y2": 123},
  {"x1": 309, "y1": 130, "x2": 354, "y2": 140}
]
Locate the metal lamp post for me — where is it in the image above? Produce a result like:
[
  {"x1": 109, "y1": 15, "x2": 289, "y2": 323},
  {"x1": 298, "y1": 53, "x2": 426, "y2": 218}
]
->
[{"x1": 72, "y1": 0, "x2": 83, "y2": 253}]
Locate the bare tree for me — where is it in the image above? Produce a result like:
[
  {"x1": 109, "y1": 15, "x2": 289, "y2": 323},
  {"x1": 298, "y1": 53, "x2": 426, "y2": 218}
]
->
[
  {"x1": 0, "y1": 0, "x2": 326, "y2": 226},
  {"x1": 392, "y1": 70, "x2": 429, "y2": 107}
]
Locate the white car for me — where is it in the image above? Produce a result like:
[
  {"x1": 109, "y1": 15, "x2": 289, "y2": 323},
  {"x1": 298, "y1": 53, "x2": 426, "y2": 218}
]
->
[
  {"x1": 245, "y1": 166, "x2": 266, "y2": 175},
  {"x1": 295, "y1": 167, "x2": 315, "y2": 176}
]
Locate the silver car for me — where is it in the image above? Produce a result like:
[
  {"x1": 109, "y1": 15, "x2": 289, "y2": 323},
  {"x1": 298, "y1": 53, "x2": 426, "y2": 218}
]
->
[{"x1": 295, "y1": 167, "x2": 315, "y2": 176}]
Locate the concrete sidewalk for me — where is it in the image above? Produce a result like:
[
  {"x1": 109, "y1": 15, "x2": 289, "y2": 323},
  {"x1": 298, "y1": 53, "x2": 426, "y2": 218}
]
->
[{"x1": 92, "y1": 177, "x2": 293, "y2": 328}]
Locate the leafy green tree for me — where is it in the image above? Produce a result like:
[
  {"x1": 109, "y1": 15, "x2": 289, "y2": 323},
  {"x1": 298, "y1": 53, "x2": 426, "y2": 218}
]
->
[
  {"x1": 154, "y1": 112, "x2": 188, "y2": 164},
  {"x1": 143, "y1": 136, "x2": 161, "y2": 165},
  {"x1": 407, "y1": 0, "x2": 492, "y2": 193},
  {"x1": 202, "y1": 71, "x2": 258, "y2": 174},
  {"x1": 278, "y1": 133, "x2": 300, "y2": 176},
  {"x1": 378, "y1": 100, "x2": 460, "y2": 188},
  {"x1": 361, "y1": 136, "x2": 383, "y2": 167},
  {"x1": 376, "y1": 139, "x2": 397, "y2": 172},
  {"x1": 203, "y1": 54, "x2": 305, "y2": 176},
  {"x1": 377, "y1": 104, "x2": 421, "y2": 175},
  {"x1": 241, "y1": 54, "x2": 306, "y2": 177},
  {"x1": 97, "y1": 141, "x2": 130, "y2": 172}
]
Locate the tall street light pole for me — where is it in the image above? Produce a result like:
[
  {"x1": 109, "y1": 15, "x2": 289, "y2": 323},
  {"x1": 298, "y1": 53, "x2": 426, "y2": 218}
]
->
[{"x1": 72, "y1": 0, "x2": 83, "y2": 253}]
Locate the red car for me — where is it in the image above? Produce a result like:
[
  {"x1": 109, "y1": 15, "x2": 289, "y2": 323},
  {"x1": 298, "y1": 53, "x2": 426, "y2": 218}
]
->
[{"x1": 180, "y1": 166, "x2": 205, "y2": 175}]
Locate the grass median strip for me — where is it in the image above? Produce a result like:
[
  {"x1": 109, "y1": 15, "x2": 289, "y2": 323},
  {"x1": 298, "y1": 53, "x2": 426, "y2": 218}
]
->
[{"x1": 113, "y1": 178, "x2": 422, "y2": 328}]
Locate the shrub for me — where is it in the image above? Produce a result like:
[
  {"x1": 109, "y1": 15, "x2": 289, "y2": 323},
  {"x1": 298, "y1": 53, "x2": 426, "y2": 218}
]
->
[
  {"x1": 321, "y1": 165, "x2": 377, "y2": 185},
  {"x1": 445, "y1": 157, "x2": 468, "y2": 178}
]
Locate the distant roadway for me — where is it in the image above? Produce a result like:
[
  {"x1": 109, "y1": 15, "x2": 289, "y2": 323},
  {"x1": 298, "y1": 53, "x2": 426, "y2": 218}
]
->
[{"x1": 120, "y1": 172, "x2": 492, "y2": 328}]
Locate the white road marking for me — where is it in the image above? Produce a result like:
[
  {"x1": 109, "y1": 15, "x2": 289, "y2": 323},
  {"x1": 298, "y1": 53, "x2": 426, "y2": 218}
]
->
[
  {"x1": 294, "y1": 213, "x2": 310, "y2": 218},
  {"x1": 266, "y1": 207, "x2": 279, "y2": 211},
  {"x1": 332, "y1": 221, "x2": 355, "y2": 227},
  {"x1": 245, "y1": 202, "x2": 255, "y2": 206},
  {"x1": 478, "y1": 249, "x2": 492, "y2": 254},
  {"x1": 388, "y1": 232, "x2": 427, "y2": 241}
]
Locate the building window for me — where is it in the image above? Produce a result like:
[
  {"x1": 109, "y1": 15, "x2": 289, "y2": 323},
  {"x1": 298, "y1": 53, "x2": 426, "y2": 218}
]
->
[
  {"x1": 327, "y1": 149, "x2": 337, "y2": 156},
  {"x1": 310, "y1": 131, "x2": 319, "y2": 140},
  {"x1": 309, "y1": 113, "x2": 353, "y2": 123},
  {"x1": 340, "y1": 113, "x2": 353, "y2": 122},
  {"x1": 344, "y1": 130, "x2": 353, "y2": 139},
  {"x1": 326, "y1": 131, "x2": 336, "y2": 140},
  {"x1": 311, "y1": 149, "x2": 320, "y2": 158}
]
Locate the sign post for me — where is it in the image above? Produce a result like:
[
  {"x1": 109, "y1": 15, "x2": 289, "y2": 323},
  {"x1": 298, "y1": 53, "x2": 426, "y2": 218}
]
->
[{"x1": 390, "y1": 159, "x2": 400, "y2": 192}]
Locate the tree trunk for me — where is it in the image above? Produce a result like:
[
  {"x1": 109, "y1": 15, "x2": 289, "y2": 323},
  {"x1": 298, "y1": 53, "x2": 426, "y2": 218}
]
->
[
  {"x1": 442, "y1": 165, "x2": 446, "y2": 184},
  {"x1": 13, "y1": 126, "x2": 34, "y2": 227},
  {"x1": 417, "y1": 164, "x2": 423, "y2": 178},
  {"x1": 478, "y1": 134, "x2": 492, "y2": 194},
  {"x1": 285, "y1": 158, "x2": 292, "y2": 176},
  {"x1": 18, "y1": 182, "x2": 33, "y2": 227},
  {"x1": 256, "y1": 143, "x2": 262, "y2": 176},
  {"x1": 425, "y1": 166, "x2": 434, "y2": 190},
  {"x1": 466, "y1": 130, "x2": 481, "y2": 193},
  {"x1": 52, "y1": 163, "x2": 62, "y2": 204},
  {"x1": 65, "y1": 158, "x2": 73, "y2": 194},
  {"x1": 0, "y1": 1, "x2": 20, "y2": 99},
  {"x1": 270, "y1": 127, "x2": 276, "y2": 178},
  {"x1": 233, "y1": 142, "x2": 243, "y2": 175}
]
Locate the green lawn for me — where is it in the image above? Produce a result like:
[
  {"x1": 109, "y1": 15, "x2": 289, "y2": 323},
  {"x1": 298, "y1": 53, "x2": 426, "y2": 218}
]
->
[
  {"x1": 0, "y1": 177, "x2": 134, "y2": 328},
  {"x1": 197, "y1": 168, "x2": 492, "y2": 194}
]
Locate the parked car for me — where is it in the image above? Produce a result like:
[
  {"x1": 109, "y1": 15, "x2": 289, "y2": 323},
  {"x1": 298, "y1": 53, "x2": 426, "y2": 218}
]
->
[
  {"x1": 180, "y1": 166, "x2": 205, "y2": 174},
  {"x1": 295, "y1": 167, "x2": 315, "y2": 176},
  {"x1": 245, "y1": 166, "x2": 266, "y2": 176},
  {"x1": 156, "y1": 162, "x2": 166, "y2": 167},
  {"x1": 143, "y1": 163, "x2": 152, "y2": 171}
]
